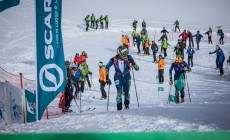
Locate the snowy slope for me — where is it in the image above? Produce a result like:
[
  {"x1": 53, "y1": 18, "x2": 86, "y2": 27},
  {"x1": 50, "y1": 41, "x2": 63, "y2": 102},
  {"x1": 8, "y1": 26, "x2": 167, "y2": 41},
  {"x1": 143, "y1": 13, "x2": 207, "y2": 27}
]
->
[{"x1": 0, "y1": 0, "x2": 230, "y2": 133}]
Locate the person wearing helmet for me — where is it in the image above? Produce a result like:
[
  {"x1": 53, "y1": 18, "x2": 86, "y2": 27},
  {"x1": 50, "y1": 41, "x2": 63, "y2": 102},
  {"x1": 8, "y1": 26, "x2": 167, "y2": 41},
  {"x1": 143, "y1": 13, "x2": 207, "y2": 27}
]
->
[
  {"x1": 209, "y1": 45, "x2": 225, "y2": 76},
  {"x1": 144, "y1": 38, "x2": 151, "y2": 55},
  {"x1": 133, "y1": 20, "x2": 138, "y2": 30},
  {"x1": 161, "y1": 38, "x2": 171, "y2": 57},
  {"x1": 64, "y1": 61, "x2": 78, "y2": 112},
  {"x1": 217, "y1": 26, "x2": 224, "y2": 45},
  {"x1": 205, "y1": 27, "x2": 212, "y2": 44},
  {"x1": 155, "y1": 54, "x2": 166, "y2": 84},
  {"x1": 98, "y1": 61, "x2": 107, "y2": 99},
  {"x1": 186, "y1": 45, "x2": 195, "y2": 67},
  {"x1": 151, "y1": 41, "x2": 158, "y2": 62},
  {"x1": 192, "y1": 30, "x2": 203, "y2": 50},
  {"x1": 174, "y1": 38, "x2": 184, "y2": 58},
  {"x1": 81, "y1": 59, "x2": 92, "y2": 89},
  {"x1": 179, "y1": 30, "x2": 188, "y2": 48},
  {"x1": 173, "y1": 20, "x2": 180, "y2": 32},
  {"x1": 169, "y1": 57, "x2": 191, "y2": 103},
  {"x1": 71, "y1": 64, "x2": 81, "y2": 99},
  {"x1": 161, "y1": 27, "x2": 169, "y2": 37},
  {"x1": 74, "y1": 53, "x2": 82, "y2": 66},
  {"x1": 187, "y1": 30, "x2": 194, "y2": 48},
  {"x1": 106, "y1": 45, "x2": 139, "y2": 110},
  {"x1": 142, "y1": 20, "x2": 146, "y2": 29},
  {"x1": 80, "y1": 51, "x2": 88, "y2": 61}
]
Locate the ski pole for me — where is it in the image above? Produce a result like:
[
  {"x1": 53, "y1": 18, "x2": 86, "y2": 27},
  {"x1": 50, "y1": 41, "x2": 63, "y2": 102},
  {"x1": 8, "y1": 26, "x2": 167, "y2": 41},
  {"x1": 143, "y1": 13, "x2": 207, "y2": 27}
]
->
[
  {"x1": 107, "y1": 84, "x2": 110, "y2": 112},
  {"x1": 131, "y1": 67, "x2": 139, "y2": 107},
  {"x1": 209, "y1": 54, "x2": 210, "y2": 62},
  {"x1": 185, "y1": 73, "x2": 191, "y2": 103},
  {"x1": 67, "y1": 85, "x2": 80, "y2": 110},
  {"x1": 167, "y1": 85, "x2": 172, "y2": 104},
  {"x1": 79, "y1": 91, "x2": 82, "y2": 113}
]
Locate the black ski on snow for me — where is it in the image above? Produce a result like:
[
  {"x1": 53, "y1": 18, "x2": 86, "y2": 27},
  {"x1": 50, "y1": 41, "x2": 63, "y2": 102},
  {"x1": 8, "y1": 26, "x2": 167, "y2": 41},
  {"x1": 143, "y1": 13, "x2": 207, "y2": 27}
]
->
[{"x1": 80, "y1": 107, "x2": 96, "y2": 113}]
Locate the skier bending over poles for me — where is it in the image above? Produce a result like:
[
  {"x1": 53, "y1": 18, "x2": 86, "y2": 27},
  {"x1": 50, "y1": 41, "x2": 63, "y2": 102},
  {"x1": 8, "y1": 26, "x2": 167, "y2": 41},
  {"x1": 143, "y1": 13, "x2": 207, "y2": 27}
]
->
[
  {"x1": 106, "y1": 45, "x2": 139, "y2": 110},
  {"x1": 169, "y1": 57, "x2": 191, "y2": 104}
]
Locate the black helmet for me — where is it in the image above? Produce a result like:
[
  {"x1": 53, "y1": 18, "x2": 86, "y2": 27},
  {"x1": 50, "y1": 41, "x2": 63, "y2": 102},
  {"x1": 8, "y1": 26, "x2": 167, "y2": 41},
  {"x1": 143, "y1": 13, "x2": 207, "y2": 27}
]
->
[{"x1": 117, "y1": 45, "x2": 128, "y2": 59}]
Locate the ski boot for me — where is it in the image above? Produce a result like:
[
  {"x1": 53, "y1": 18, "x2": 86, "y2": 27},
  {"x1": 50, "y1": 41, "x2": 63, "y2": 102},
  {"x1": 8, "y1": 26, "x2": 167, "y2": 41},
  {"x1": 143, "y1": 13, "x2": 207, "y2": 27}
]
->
[
  {"x1": 180, "y1": 98, "x2": 185, "y2": 103},
  {"x1": 125, "y1": 104, "x2": 129, "y2": 110}
]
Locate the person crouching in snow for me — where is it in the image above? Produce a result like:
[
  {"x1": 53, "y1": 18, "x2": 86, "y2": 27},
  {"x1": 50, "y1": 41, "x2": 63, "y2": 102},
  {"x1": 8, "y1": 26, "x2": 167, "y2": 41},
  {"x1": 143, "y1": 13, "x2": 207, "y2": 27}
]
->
[
  {"x1": 155, "y1": 54, "x2": 165, "y2": 84},
  {"x1": 169, "y1": 57, "x2": 191, "y2": 103}
]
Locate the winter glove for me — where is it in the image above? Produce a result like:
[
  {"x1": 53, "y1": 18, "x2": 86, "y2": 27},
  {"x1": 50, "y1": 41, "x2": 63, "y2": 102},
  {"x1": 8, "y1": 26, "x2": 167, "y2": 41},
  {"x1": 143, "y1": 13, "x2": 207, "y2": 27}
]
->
[
  {"x1": 106, "y1": 79, "x2": 112, "y2": 85},
  {"x1": 169, "y1": 78, "x2": 173, "y2": 85},
  {"x1": 169, "y1": 80, "x2": 173, "y2": 85},
  {"x1": 102, "y1": 81, "x2": 106, "y2": 85},
  {"x1": 99, "y1": 79, "x2": 101, "y2": 83},
  {"x1": 133, "y1": 64, "x2": 139, "y2": 71},
  {"x1": 88, "y1": 71, "x2": 92, "y2": 75}
]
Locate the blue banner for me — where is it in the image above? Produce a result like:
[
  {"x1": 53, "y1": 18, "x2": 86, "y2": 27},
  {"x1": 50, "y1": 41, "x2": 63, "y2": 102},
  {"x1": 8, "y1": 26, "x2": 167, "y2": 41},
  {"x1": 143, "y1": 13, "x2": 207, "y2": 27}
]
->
[
  {"x1": 25, "y1": 89, "x2": 36, "y2": 123},
  {"x1": 36, "y1": 0, "x2": 66, "y2": 120},
  {"x1": 0, "y1": 0, "x2": 20, "y2": 12}
]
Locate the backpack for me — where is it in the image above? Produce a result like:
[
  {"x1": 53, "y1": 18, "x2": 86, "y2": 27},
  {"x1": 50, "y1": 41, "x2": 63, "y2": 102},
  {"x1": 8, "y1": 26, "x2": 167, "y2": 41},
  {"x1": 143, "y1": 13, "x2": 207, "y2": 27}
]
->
[{"x1": 113, "y1": 55, "x2": 131, "y2": 69}]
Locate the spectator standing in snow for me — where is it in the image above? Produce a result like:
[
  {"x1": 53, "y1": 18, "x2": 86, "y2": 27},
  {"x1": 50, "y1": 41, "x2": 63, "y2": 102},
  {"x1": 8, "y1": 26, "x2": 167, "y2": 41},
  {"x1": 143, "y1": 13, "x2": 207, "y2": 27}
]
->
[
  {"x1": 151, "y1": 41, "x2": 158, "y2": 62},
  {"x1": 155, "y1": 54, "x2": 166, "y2": 84},
  {"x1": 90, "y1": 13, "x2": 95, "y2": 28},
  {"x1": 98, "y1": 61, "x2": 107, "y2": 99}
]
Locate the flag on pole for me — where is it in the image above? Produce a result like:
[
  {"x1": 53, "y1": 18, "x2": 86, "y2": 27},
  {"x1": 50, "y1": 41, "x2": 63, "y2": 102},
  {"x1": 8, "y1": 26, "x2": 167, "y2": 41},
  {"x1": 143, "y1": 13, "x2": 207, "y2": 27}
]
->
[
  {"x1": 158, "y1": 86, "x2": 164, "y2": 92},
  {"x1": 175, "y1": 74, "x2": 186, "y2": 91},
  {"x1": 0, "y1": 0, "x2": 20, "y2": 12},
  {"x1": 36, "y1": 0, "x2": 66, "y2": 120},
  {"x1": 169, "y1": 95, "x2": 177, "y2": 103},
  {"x1": 25, "y1": 89, "x2": 36, "y2": 123}
]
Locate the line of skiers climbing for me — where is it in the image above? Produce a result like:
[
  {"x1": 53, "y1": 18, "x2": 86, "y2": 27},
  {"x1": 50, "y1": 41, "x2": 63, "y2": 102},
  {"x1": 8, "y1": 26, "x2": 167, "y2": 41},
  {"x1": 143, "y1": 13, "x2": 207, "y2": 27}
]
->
[
  {"x1": 64, "y1": 19, "x2": 229, "y2": 112},
  {"x1": 85, "y1": 14, "x2": 109, "y2": 31}
]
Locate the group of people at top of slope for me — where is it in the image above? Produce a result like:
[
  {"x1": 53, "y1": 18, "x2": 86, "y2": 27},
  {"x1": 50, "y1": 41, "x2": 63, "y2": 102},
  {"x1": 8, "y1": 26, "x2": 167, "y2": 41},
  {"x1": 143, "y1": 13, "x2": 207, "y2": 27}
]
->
[
  {"x1": 63, "y1": 19, "x2": 230, "y2": 112},
  {"x1": 84, "y1": 14, "x2": 109, "y2": 31}
]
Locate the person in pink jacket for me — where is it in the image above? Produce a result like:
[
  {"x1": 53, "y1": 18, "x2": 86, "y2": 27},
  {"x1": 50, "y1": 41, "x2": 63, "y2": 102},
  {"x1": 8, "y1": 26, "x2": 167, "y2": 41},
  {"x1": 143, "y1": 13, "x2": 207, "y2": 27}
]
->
[{"x1": 179, "y1": 30, "x2": 188, "y2": 48}]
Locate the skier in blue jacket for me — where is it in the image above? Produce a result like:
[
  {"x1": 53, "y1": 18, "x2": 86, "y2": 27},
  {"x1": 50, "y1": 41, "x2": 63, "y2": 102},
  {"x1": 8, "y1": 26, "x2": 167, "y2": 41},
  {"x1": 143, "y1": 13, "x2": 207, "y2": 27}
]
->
[
  {"x1": 210, "y1": 45, "x2": 225, "y2": 76},
  {"x1": 192, "y1": 31, "x2": 203, "y2": 50},
  {"x1": 209, "y1": 45, "x2": 221, "y2": 69},
  {"x1": 136, "y1": 33, "x2": 141, "y2": 53},
  {"x1": 169, "y1": 57, "x2": 191, "y2": 103},
  {"x1": 186, "y1": 45, "x2": 195, "y2": 67},
  {"x1": 106, "y1": 45, "x2": 139, "y2": 110}
]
